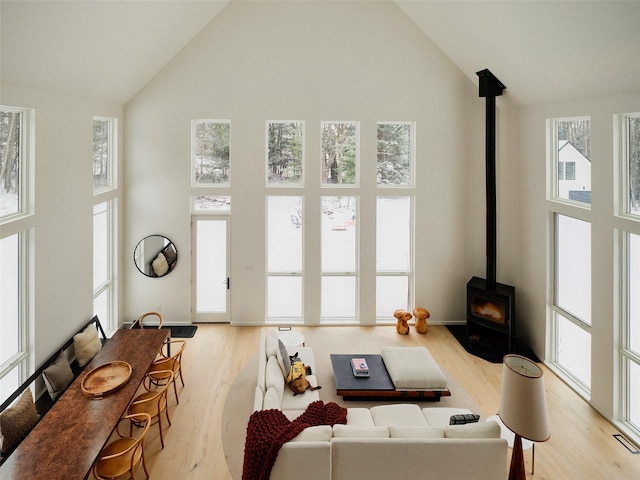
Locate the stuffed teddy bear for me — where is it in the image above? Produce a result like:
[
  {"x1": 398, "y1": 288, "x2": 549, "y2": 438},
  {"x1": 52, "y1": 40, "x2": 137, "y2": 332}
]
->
[
  {"x1": 394, "y1": 309, "x2": 412, "y2": 335},
  {"x1": 413, "y1": 307, "x2": 430, "y2": 334}
]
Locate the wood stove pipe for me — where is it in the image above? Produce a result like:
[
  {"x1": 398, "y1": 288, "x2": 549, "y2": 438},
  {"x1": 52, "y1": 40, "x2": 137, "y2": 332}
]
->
[{"x1": 476, "y1": 69, "x2": 506, "y2": 289}]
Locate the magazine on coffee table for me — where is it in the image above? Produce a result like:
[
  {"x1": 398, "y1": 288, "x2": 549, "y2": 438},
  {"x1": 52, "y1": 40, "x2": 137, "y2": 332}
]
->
[{"x1": 351, "y1": 357, "x2": 370, "y2": 377}]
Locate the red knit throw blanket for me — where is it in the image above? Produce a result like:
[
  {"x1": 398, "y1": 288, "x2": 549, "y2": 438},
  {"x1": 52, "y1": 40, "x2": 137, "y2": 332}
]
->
[{"x1": 242, "y1": 400, "x2": 348, "y2": 480}]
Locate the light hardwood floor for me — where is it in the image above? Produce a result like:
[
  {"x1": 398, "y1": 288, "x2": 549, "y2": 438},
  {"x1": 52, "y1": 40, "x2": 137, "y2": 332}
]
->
[{"x1": 129, "y1": 325, "x2": 639, "y2": 479}]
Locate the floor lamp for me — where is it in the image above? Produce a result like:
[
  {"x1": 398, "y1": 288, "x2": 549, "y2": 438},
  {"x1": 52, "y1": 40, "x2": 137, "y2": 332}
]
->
[{"x1": 499, "y1": 354, "x2": 551, "y2": 480}]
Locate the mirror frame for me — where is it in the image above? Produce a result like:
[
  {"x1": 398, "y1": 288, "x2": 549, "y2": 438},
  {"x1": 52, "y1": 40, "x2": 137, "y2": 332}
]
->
[{"x1": 133, "y1": 234, "x2": 178, "y2": 278}]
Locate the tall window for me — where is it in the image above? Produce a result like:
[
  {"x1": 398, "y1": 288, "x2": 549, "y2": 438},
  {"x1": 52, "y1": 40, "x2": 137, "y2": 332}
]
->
[
  {"x1": 267, "y1": 121, "x2": 304, "y2": 185},
  {"x1": 266, "y1": 196, "x2": 303, "y2": 321},
  {"x1": 377, "y1": 122, "x2": 414, "y2": 186},
  {"x1": 93, "y1": 201, "x2": 115, "y2": 331},
  {"x1": 93, "y1": 117, "x2": 117, "y2": 330},
  {"x1": 551, "y1": 118, "x2": 591, "y2": 205},
  {"x1": 93, "y1": 117, "x2": 116, "y2": 192},
  {"x1": 192, "y1": 120, "x2": 230, "y2": 185},
  {"x1": 0, "y1": 106, "x2": 32, "y2": 403},
  {"x1": 624, "y1": 233, "x2": 640, "y2": 431},
  {"x1": 376, "y1": 196, "x2": 413, "y2": 319},
  {"x1": 321, "y1": 122, "x2": 358, "y2": 185},
  {"x1": 321, "y1": 196, "x2": 357, "y2": 322},
  {"x1": 553, "y1": 213, "x2": 592, "y2": 391}
]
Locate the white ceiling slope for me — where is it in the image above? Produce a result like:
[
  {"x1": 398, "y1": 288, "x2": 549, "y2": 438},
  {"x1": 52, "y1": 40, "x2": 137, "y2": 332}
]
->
[
  {"x1": 1, "y1": 1, "x2": 639, "y2": 106},
  {"x1": 0, "y1": 0, "x2": 230, "y2": 105},
  {"x1": 396, "y1": 0, "x2": 640, "y2": 106}
]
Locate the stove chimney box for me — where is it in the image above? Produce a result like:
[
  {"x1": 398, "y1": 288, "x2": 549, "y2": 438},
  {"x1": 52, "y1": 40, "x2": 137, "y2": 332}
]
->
[{"x1": 477, "y1": 69, "x2": 506, "y2": 98}]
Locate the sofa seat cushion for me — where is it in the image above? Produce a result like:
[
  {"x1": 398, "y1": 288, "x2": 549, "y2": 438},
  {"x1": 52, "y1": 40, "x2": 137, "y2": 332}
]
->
[
  {"x1": 290, "y1": 425, "x2": 333, "y2": 442},
  {"x1": 280, "y1": 375, "x2": 320, "y2": 410},
  {"x1": 422, "y1": 407, "x2": 472, "y2": 427},
  {"x1": 285, "y1": 346, "x2": 316, "y2": 373},
  {"x1": 381, "y1": 346, "x2": 447, "y2": 390},
  {"x1": 346, "y1": 408, "x2": 375, "y2": 426},
  {"x1": 370, "y1": 404, "x2": 428, "y2": 427}
]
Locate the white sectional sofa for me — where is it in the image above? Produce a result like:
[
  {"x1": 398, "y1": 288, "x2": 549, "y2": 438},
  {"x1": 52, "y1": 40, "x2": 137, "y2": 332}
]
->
[{"x1": 252, "y1": 329, "x2": 508, "y2": 480}]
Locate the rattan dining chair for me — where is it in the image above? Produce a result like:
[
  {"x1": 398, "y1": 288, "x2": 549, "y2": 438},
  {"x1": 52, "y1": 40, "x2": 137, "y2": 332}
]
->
[
  {"x1": 130, "y1": 311, "x2": 164, "y2": 329},
  {"x1": 144, "y1": 339, "x2": 186, "y2": 404},
  {"x1": 128, "y1": 370, "x2": 173, "y2": 449},
  {"x1": 92, "y1": 413, "x2": 151, "y2": 480}
]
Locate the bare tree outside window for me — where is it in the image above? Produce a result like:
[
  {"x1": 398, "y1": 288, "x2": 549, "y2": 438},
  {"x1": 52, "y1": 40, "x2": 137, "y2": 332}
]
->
[
  {"x1": 193, "y1": 120, "x2": 230, "y2": 185},
  {"x1": 628, "y1": 115, "x2": 640, "y2": 215},
  {"x1": 267, "y1": 121, "x2": 303, "y2": 185},
  {"x1": 93, "y1": 119, "x2": 111, "y2": 190},
  {"x1": 0, "y1": 109, "x2": 21, "y2": 218}
]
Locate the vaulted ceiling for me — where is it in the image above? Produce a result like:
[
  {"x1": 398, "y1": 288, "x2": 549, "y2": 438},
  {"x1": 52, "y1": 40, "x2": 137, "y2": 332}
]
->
[{"x1": 2, "y1": 1, "x2": 639, "y2": 106}]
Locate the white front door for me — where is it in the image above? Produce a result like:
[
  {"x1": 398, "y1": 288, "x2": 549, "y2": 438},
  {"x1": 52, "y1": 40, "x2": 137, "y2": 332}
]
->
[{"x1": 192, "y1": 216, "x2": 230, "y2": 323}]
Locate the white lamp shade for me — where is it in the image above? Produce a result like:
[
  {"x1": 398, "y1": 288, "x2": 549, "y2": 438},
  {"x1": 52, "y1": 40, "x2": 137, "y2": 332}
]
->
[{"x1": 499, "y1": 354, "x2": 551, "y2": 442}]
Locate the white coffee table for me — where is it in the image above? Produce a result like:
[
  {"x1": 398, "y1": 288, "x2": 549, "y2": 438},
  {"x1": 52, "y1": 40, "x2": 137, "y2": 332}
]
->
[
  {"x1": 277, "y1": 329, "x2": 305, "y2": 347},
  {"x1": 487, "y1": 415, "x2": 535, "y2": 474}
]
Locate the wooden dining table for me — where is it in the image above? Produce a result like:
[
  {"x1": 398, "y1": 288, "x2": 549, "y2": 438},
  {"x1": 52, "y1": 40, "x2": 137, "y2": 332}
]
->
[{"x1": 0, "y1": 327, "x2": 169, "y2": 480}]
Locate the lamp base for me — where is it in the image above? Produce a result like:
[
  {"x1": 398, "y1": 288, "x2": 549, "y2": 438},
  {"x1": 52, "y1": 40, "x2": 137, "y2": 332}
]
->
[{"x1": 508, "y1": 433, "x2": 526, "y2": 480}]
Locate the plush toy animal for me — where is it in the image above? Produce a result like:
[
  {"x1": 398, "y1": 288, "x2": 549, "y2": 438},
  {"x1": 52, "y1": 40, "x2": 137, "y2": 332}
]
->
[
  {"x1": 413, "y1": 307, "x2": 430, "y2": 334},
  {"x1": 287, "y1": 353, "x2": 322, "y2": 396},
  {"x1": 394, "y1": 309, "x2": 412, "y2": 335}
]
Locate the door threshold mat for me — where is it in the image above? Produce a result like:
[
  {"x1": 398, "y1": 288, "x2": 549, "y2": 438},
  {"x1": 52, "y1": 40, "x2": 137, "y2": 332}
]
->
[{"x1": 142, "y1": 325, "x2": 198, "y2": 338}]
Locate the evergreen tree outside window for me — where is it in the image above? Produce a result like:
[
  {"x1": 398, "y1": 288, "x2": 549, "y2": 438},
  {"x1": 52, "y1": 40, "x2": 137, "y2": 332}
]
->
[
  {"x1": 267, "y1": 121, "x2": 304, "y2": 185},
  {"x1": 192, "y1": 120, "x2": 230, "y2": 185},
  {"x1": 321, "y1": 122, "x2": 357, "y2": 186},
  {"x1": 376, "y1": 122, "x2": 414, "y2": 186}
]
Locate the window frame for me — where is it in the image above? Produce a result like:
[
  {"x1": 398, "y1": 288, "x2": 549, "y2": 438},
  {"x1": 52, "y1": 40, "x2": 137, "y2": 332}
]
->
[
  {"x1": 92, "y1": 199, "x2": 117, "y2": 333},
  {"x1": 376, "y1": 121, "x2": 416, "y2": 188},
  {"x1": 547, "y1": 117, "x2": 591, "y2": 208},
  {"x1": 191, "y1": 119, "x2": 231, "y2": 187},
  {"x1": 1, "y1": 106, "x2": 33, "y2": 224},
  {"x1": 0, "y1": 105, "x2": 34, "y2": 402},
  {"x1": 93, "y1": 116, "x2": 117, "y2": 194},
  {"x1": 266, "y1": 120, "x2": 305, "y2": 187},
  {"x1": 320, "y1": 121, "x2": 359, "y2": 188}
]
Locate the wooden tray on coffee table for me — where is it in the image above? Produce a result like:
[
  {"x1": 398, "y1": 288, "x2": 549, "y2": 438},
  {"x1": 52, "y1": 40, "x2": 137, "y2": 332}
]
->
[{"x1": 81, "y1": 361, "x2": 132, "y2": 399}]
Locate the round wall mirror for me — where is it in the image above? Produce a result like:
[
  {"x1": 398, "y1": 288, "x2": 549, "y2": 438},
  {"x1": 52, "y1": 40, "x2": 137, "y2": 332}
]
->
[{"x1": 134, "y1": 235, "x2": 178, "y2": 278}]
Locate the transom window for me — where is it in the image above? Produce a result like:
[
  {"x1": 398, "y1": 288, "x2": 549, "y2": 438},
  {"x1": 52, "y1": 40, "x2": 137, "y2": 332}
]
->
[
  {"x1": 551, "y1": 118, "x2": 591, "y2": 205},
  {"x1": 321, "y1": 122, "x2": 358, "y2": 186},
  {"x1": 376, "y1": 122, "x2": 414, "y2": 186},
  {"x1": 93, "y1": 117, "x2": 117, "y2": 192},
  {"x1": 267, "y1": 121, "x2": 304, "y2": 186}
]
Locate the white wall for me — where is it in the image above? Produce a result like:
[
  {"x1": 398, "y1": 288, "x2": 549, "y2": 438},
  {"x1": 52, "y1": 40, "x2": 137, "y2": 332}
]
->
[
  {"x1": 123, "y1": 1, "x2": 486, "y2": 326},
  {"x1": 515, "y1": 92, "x2": 640, "y2": 420},
  {"x1": 0, "y1": 84, "x2": 123, "y2": 365}
]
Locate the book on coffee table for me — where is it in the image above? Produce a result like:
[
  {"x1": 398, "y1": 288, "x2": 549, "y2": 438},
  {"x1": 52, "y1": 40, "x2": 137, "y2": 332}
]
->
[{"x1": 351, "y1": 358, "x2": 370, "y2": 377}]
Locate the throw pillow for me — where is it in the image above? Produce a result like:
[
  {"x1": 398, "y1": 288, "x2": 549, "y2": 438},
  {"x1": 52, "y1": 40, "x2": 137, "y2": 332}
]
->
[
  {"x1": 151, "y1": 252, "x2": 169, "y2": 277},
  {"x1": 42, "y1": 351, "x2": 74, "y2": 400},
  {"x1": 449, "y1": 413, "x2": 481, "y2": 425},
  {"x1": 275, "y1": 339, "x2": 291, "y2": 379},
  {"x1": 0, "y1": 389, "x2": 40, "y2": 453},
  {"x1": 73, "y1": 324, "x2": 102, "y2": 367}
]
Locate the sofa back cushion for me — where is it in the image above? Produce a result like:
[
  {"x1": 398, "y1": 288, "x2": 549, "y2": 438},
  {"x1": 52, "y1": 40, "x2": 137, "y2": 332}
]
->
[
  {"x1": 332, "y1": 425, "x2": 389, "y2": 438},
  {"x1": 265, "y1": 356, "x2": 285, "y2": 401},
  {"x1": 291, "y1": 425, "x2": 333, "y2": 442},
  {"x1": 388, "y1": 426, "x2": 445, "y2": 438},
  {"x1": 331, "y1": 438, "x2": 507, "y2": 480},
  {"x1": 444, "y1": 420, "x2": 501, "y2": 439}
]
